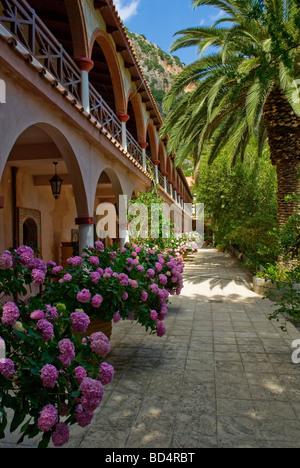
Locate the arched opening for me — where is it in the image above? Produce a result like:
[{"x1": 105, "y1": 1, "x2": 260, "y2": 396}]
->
[
  {"x1": 158, "y1": 143, "x2": 166, "y2": 176},
  {"x1": 166, "y1": 157, "x2": 173, "y2": 185},
  {"x1": 127, "y1": 91, "x2": 146, "y2": 144},
  {"x1": 146, "y1": 121, "x2": 158, "y2": 163},
  {"x1": 94, "y1": 168, "x2": 124, "y2": 247},
  {"x1": 127, "y1": 99, "x2": 139, "y2": 143},
  {"x1": 89, "y1": 31, "x2": 126, "y2": 115},
  {"x1": 23, "y1": 218, "x2": 38, "y2": 252},
  {"x1": 25, "y1": 0, "x2": 88, "y2": 58},
  {"x1": 0, "y1": 124, "x2": 88, "y2": 264}
]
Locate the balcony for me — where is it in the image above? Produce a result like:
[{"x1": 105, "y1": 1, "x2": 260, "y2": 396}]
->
[{"x1": 0, "y1": 0, "x2": 186, "y2": 208}]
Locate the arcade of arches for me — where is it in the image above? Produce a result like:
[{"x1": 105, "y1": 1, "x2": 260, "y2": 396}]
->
[{"x1": 0, "y1": 0, "x2": 193, "y2": 265}]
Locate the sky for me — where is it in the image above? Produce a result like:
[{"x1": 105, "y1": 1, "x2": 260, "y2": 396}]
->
[{"x1": 114, "y1": 0, "x2": 225, "y2": 65}]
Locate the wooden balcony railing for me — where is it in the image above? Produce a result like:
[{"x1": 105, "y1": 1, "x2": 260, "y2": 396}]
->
[
  {"x1": 0, "y1": 0, "x2": 82, "y2": 101},
  {"x1": 89, "y1": 84, "x2": 122, "y2": 146}
]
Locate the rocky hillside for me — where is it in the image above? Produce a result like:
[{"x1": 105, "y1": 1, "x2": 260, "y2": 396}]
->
[{"x1": 126, "y1": 29, "x2": 185, "y2": 117}]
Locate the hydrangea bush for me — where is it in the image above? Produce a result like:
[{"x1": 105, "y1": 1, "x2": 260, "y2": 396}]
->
[
  {"x1": 40, "y1": 241, "x2": 184, "y2": 337},
  {"x1": 0, "y1": 240, "x2": 186, "y2": 447},
  {"x1": 168, "y1": 232, "x2": 201, "y2": 258},
  {"x1": 0, "y1": 301, "x2": 113, "y2": 447},
  {"x1": 0, "y1": 246, "x2": 115, "y2": 447}
]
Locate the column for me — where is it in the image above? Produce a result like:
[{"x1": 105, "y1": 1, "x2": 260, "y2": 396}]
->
[
  {"x1": 119, "y1": 195, "x2": 129, "y2": 248},
  {"x1": 169, "y1": 181, "x2": 173, "y2": 200},
  {"x1": 74, "y1": 57, "x2": 94, "y2": 113},
  {"x1": 75, "y1": 217, "x2": 95, "y2": 254},
  {"x1": 162, "y1": 172, "x2": 168, "y2": 192},
  {"x1": 153, "y1": 160, "x2": 160, "y2": 184},
  {"x1": 139, "y1": 142, "x2": 149, "y2": 172},
  {"x1": 117, "y1": 114, "x2": 130, "y2": 152},
  {"x1": 0, "y1": 336, "x2": 5, "y2": 359}
]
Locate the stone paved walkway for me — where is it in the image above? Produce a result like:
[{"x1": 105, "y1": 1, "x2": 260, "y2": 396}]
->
[{"x1": 2, "y1": 248, "x2": 300, "y2": 448}]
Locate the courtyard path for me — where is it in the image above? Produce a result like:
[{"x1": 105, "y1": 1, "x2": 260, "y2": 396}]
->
[{"x1": 2, "y1": 248, "x2": 300, "y2": 448}]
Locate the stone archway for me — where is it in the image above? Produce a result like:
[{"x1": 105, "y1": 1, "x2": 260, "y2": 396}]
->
[
  {"x1": 94, "y1": 167, "x2": 124, "y2": 247},
  {"x1": 0, "y1": 123, "x2": 89, "y2": 263}
]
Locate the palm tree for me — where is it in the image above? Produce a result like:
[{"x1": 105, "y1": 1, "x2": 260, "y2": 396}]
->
[{"x1": 161, "y1": 0, "x2": 300, "y2": 227}]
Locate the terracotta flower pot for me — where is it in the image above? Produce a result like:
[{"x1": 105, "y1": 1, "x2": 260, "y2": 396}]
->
[{"x1": 86, "y1": 318, "x2": 113, "y2": 340}]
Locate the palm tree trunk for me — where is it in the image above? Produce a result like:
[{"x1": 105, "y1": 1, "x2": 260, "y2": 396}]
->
[{"x1": 263, "y1": 86, "x2": 300, "y2": 227}]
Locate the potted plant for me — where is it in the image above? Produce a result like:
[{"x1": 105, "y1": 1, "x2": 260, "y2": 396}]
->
[
  {"x1": 0, "y1": 247, "x2": 114, "y2": 448},
  {"x1": 37, "y1": 241, "x2": 184, "y2": 339}
]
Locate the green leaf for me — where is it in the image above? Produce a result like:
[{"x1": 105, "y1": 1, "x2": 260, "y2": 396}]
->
[
  {"x1": 38, "y1": 433, "x2": 51, "y2": 448},
  {"x1": 10, "y1": 409, "x2": 27, "y2": 433}
]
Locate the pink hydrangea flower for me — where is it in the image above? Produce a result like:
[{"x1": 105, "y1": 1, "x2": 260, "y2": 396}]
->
[
  {"x1": 0, "y1": 253, "x2": 13, "y2": 270},
  {"x1": 89, "y1": 256, "x2": 99, "y2": 267},
  {"x1": 75, "y1": 366, "x2": 87, "y2": 384},
  {"x1": 121, "y1": 292, "x2": 128, "y2": 301},
  {"x1": 103, "y1": 268, "x2": 113, "y2": 278},
  {"x1": 30, "y1": 310, "x2": 45, "y2": 320},
  {"x1": 90, "y1": 272, "x2": 101, "y2": 284},
  {"x1": 16, "y1": 246, "x2": 34, "y2": 267},
  {"x1": 127, "y1": 311, "x2": 135, "y2": 321},
  {"x1": 67, "y1": 256, "x2": 82, "y2": 266},
  {"x1": 113, "y1": 312, "x2": 121, "y2": 323},
  {"x1": 40, "y1": 364, "x2": 59, "y2": 388},
  {"x1": 129, "y1": 279, "x2": 138, "y2": 289},
  {"x1": 155, "y1": 262, "x2": 163, "y2": 272},
  {"x1": 157, "y1": 321, "x2": 166, "y2": 337},
  {"x1": 159, "y1": 274, "x2": 168, "y2": 286},
  {"x1": 95, "y1": 241, "x2": 104, "y2": 252},
  {"x1": 92, "y1": 295, "x2": 103, "y2": 308},
  {"x1": 119, "y1": 273, "x2": 129, "y2": 286},
  {"x1": 0, "y1": 358, "x2": 15, "y2": 378},
  {"x1": 51, "y1": 422, "x2": 70, "y2": 447},
  {"x1": 76, "y1": 405, "x2": 94, "y2": 428},
  {"x1": 38, "y1": 405, "x2": 58, "y2": 432},
  {"x1": 59, "y1": 273, "x2": 72, "y2": 284},
  {"x1": 59, "y1": 339, "x2": 75, "y2": 367},
  {"x1": 45, "y1": 305, "x2": 58, "y2": 320},
  {"x1": 150, "y1": 310, "x2": 158, "y2": 321},
  {"x1": 52, "y1": 266, "x2": 63, "y2": 275},
  {"x1": 147, "y1": 268, "x2": 155, "y2": 278},
  {"x1": 31, "y1": 268, "x2": 45, "y2": 286},
  {"x1": 80, "y1": 377, "x2": 104, "y2": 412},
  {"x1": 98, "y1": 363, "x2": 114, "y2": 386},
  {"x1": 77, "y1": 289, "x2": 91, "y2": 303},
  {"x1": 37, "y1": 319, "x2": 54, "y2": 341},
  {"x1": 71, "y1": 310, "x2": 90, "y2": 333},
  {"x1": 89, "y1": 332, "x2": 110, "y2": 357},
  {"x1": 1, "y1": 302, "x2": 20, "y2": 326},
  {"x1": 141, "y1": 291, "x2": 148, "y2": 302},
  {"x1": 149, "y1": 283, "x2": 159, "y2": 294},
  {"x1": 31, "y1": 258, "x2": 47, "y2": 273}
]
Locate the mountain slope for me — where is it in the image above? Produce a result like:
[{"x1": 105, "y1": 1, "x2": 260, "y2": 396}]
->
[{"x1": 126, "y1": 29, "x2": 185, "y2": 116}]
